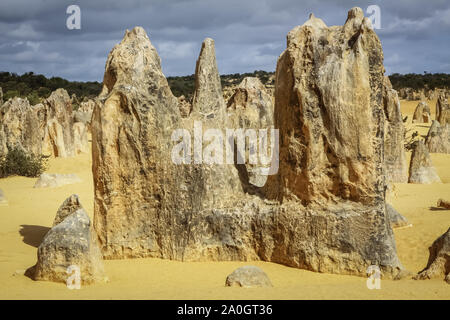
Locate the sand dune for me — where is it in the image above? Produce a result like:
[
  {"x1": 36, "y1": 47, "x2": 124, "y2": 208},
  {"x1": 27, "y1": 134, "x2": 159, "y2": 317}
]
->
[{"x1": 0, "y1": 99, "x2": 449, "y2": 300}]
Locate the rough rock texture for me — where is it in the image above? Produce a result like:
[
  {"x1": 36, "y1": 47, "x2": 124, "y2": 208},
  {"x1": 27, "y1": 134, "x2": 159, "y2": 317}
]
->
[
  {"x1": 225, "y1": 266, "x2": 272, "y2": 287},
  {"x1": 414, "y1": 228, "x2": 450, "y2": 284},
  {"x1": 32, "y1": 208, "x2": 105, "y2": 284},
  {"x1": 412, "y1": 101, "x2": 431, "y2": 123},
  {"x1": 73, "y1": 122, "x2": 89, "y2": 154},
  {"x1": 74, "y1": 99, "x2": 95, "y2": 129},
  {"x1": 39, "y1": 89, "x2": 76, "y2": 157},
  {"x1": 436, "y1": 93, "x2": 450, "y2": 125},
  {"x1": 425, "y1": 120, "x2": 450, "y2": 154},
  {"x1": 191, "y1": 38, "x2": 225, "y2": 120},
  {"x1": 92, "y1": 12, "x2": 404, "y2": 279},
  {"x1": 437, "y1": 199, "x2": 450, "y2": 210},
  {"x1": 177, "y1": 95, "x2": 191, "y2": 117},
  {"x1": 408, "y1": 141, "x2": 441, "y2": 184},
  {"x1": 386, "y1": 204, "x2": 410, "y2": 229},
  {"x1": 0, "y1": 97, "x2": 42, "y2": 157},
  {"x1": 53, "y1": 194, "x2": 83, "y2": 226},
  {"x1": 383, "y1": 77, "x2": 408, "y2": 183},
  {"x1": 33, "y1": 173, "x2": 82, "y2": 188},
  {"x1": 0, "y1": 189, "x2": 7, "y2": 206},
  {"x1": 227, "y1": 77, "x2": 274, "y2": 187}
]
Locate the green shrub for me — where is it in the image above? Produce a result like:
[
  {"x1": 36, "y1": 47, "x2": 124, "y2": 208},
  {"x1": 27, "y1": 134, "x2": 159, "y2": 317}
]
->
[{"x1": 0, "y1": 147, "x2": 48, "y2": 178}]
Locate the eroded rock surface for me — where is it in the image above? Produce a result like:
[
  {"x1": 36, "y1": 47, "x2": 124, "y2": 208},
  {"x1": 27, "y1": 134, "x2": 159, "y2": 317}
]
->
[
  {"x1": 425, "y1": 121, "x2": 450, "y2": 154},
  {"x1": 412, "y1": 101, "x2": 431, "y2": 123},
  {"x1": 53, "y1": 194, "x2": 83, "y2": 226},
  {"x1": 32, "y1": 209, "x2": 105, "y2": 284},
  {"x1": 225, "y1": 266, "x2": 272, "y2": 287},
  {"x1": 383, "y1": 77, "x2": 408, "y2": 183},
  {"x1": 386, "y1": 204, "x2": 410, "y2": 229},
  {"x1": 92, "y1": 10, "x2": 404, "y2": 278},
  {"x1": 436, "y1": 93, "x2": 450, "y2": 125},
  {"x1": 414, "y1": 228, "x2": 450, "y2": 284},
  {"x1": 408, "y1": 141, "x2": 441, "y2": 184}
]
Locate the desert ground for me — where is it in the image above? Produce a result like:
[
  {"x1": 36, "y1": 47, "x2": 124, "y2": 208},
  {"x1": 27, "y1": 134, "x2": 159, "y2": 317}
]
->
[{"x1": 0, "y1": 99, "x2": 449, "y2": 300}]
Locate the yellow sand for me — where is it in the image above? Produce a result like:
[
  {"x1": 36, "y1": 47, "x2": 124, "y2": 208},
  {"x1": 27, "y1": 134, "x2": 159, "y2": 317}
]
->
[{"x1": 0, "y1": 99, "x2": 449, "y2": 299}]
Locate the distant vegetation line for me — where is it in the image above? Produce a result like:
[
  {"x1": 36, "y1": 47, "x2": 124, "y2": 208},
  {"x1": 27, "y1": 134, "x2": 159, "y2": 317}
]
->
[{"x1": 1, "y1": 71, "x2": 449, "y2": 105}]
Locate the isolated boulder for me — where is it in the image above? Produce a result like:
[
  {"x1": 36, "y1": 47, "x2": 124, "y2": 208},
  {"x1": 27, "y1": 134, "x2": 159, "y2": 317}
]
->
[
  {"x1": 408, "y1": 141, "x2": 441, "y2": 184},
  {"x1": 412, "y1": 101, "x2": 431, "y2": 123},
  {"x1": 33, "y1": 173, "x2": 81, "y2": 188},
  {"x1": 383, "y1": 77, "x2": 408, "y2": 183},
  {"x1": 32, "y1": 209, "x2": 105, "y2": 284},
  {"x1": 225, "y1": 266, "x2": 272, "y2": 287},
  {"x1": 386, "y1": 203, "x2": 410, "y2": 229},
  {"x1": 414, "y1": 228, "x2": 450, "y2": 284},
  {"x1": 425, "y1": 121, "x2": 450, "y2": 154},
  {"x1": 53, "y1": 194, "x2": 83, "y2": 226}
]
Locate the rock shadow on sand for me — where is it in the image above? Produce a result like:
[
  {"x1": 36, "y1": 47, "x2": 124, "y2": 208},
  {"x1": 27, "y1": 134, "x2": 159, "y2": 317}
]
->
[{"x1": 19, "y1": 225, "x2": 50, "y2": 248}]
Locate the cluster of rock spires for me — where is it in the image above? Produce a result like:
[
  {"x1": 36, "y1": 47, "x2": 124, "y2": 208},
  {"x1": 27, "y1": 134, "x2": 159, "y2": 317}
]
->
[
  {"x1": 26, "y1": 7, "x2": 449, "y2": 285},
  {"x1": 0, "y1": 88, "x2": 92, "y2": 159}
]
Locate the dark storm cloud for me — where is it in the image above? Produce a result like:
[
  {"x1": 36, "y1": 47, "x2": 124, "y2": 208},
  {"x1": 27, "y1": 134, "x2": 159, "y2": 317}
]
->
[{"x1": 0, "y1": 0, "x2": 449, "y2": 81}]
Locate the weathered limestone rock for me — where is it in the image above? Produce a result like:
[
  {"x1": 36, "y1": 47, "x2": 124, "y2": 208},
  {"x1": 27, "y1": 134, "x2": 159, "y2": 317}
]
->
[
  {"x1": 0, "y1": 189, "x2": 7, "y2": 206},
  {"x1": 74, "y1": 99, "x2": 95, "y2": 128},
  {"x1": 0, "y1": 97, "x2": 43, "y2": 157},
  {"x1": 73, "y1": 122, "x2": 89, "y2": 154},
  {"x1": 32, "y1": 208, "x2": 105, "y2": 284},
  {"x1": 53, "y1": 194, "x2": 83, "y2": 226},
  {"x1": 225, "y1": 266, "x2": 272, "y2": 287},
  {"x1": 412, "y1": 101, "x2": 431, "y2": 123},
  {"x1": 425, "y1": 120, "x2": 450, "y2": 154},
  {"x1": 408, "y1": 141, "x2": 441, "y2": 184},
  {"x1": 177, "y1": 95, "x2": 191, "y2": 118},
  {"x1": 436, "y1": 93, "x2": 450, "y2": 125},
  {"x1": 437, "y1": 199, "x2": 450, "y2": 210},
  {"x1": 191, "y1": 38, "x2": 225, "y2": 120},
  {"x1": 39, "y1": 89, "x2": 76, "y2": 157},
  {"x1": 92, "y1": 11, "x2": 404, "y2": 279},
  {"x1": 386, "y1": 204, "x2": 410, "y2": 229},
  {"x1": 383, "y1": 77, "x2": 408, "y2": 183},
  {"x1": 33, "y1": 173, "x2": 82, "y2": 188},
  {"x1": 227, "y1": 77, "x2": 274, "y2": 187},
  {"x1": 414, "y1": 228, "x2": 450, "y2": 284}
]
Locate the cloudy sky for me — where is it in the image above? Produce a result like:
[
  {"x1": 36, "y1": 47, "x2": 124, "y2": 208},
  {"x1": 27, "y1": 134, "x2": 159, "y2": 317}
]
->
[{"x1": 0, "y1": 0, "x2": 449, "y2": 81}]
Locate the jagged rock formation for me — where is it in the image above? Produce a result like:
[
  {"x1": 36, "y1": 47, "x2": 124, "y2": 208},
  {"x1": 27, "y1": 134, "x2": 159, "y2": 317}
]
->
[
  {"x1": 39, "y1": 89, "x2": 77, "y2": 157},
  {"x1": 227, "y1": 77, "x2": 274, "y2": 187},
  {"x1": 414, "y1": 228, "x2": 450, "y2": 284},
  {"x1": 33, "y1": 173, "x2": 81, "y2": 188},
  {"x1": 425, "y1": 120, "x2": 450, "y2": 154},
  {"x1": 386, "y1": 204, "x2": 410, "y2": 229},
  {"x1": 31, "y1": 208, "x2": 105, "y2": 284},
  {"x1": 225, "y1": 266, "x2": 272, "y2": 287},
  {"x1": 191, "y1": 38, "x2": 225, "y2": 120},
  {"x1": 74, "y1": 99, "x2": 95, "y2": 128},
  {"x1": 436, "y1": 93, "x2": 450, "y2": 125},
  {"x1": 53, "y1": 194, "x2": 83, "y2": 226},
  {"x1": 73, "y1": 122, "x2": 89, "y2": 154},
  {"x1": 0, "y1": 97, "x2": 42, "y2": 157},
  {"x1": 408, "y1": 141, "x2": 441, "y2": 184},
  {"x1": 437, "y1": 199, "x2": 450, "y2": 209},
  {"x1": 92, "y1": 10, "x2": 404, "y2": 279},
  {"x1": 412, "y1": 101, "x2": 431, "y2": 123},
  {"x1": 383, "y1": 77, "x2": 408, "y2": 183}
]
